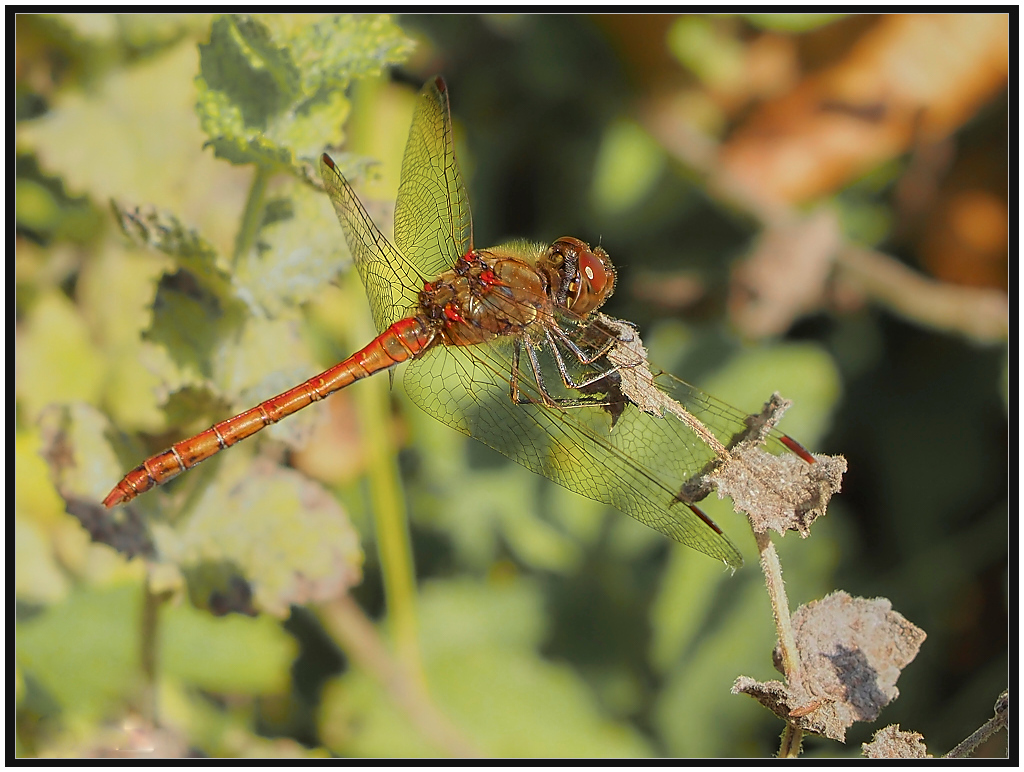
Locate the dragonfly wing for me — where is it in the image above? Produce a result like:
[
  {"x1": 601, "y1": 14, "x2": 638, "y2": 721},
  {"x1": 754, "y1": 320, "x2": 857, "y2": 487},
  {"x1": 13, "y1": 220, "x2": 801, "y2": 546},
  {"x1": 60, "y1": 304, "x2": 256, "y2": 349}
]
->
[
  {"x1": 394, "y1": 76, "x2": 473, "y2": 277},
  {"x1": 320, "y1": 154, "x2": 422, "y2": 332},
  {"x1": 402, "y1": 338, "x2": 745, "y2": 568},
  {"x1": 653, "y1": 374, "x2": 793, "y2": 455}
]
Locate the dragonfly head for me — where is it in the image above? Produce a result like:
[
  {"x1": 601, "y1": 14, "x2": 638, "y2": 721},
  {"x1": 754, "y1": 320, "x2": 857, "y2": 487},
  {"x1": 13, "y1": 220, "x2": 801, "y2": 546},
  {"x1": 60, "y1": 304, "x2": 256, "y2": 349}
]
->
[{"x1": 544, "y1": 237, "x2": 616, "y2": 316}]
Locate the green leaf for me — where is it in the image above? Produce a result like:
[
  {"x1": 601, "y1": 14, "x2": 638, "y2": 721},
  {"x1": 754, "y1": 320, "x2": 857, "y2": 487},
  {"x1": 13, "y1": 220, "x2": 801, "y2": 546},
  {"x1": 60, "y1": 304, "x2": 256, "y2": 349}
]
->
[
  {"x1": 429, "y1": 649, "x2": 651, "y2": 757},
  {"x1": 144, "y1": 269, "x2": 246, "y2": 386},
  {"x1": 166, "y1": 680, "x2": 331, "y2": 757},
  {"x1": 110, "y1": 195, "x2": 328, "y2": 416},
  {"x1": 155, "y1": 450, "x2": 363, "y2": 618},
  {"x1": 16, "y1": 582, "x2": 144, "y2": 720},
  {"x1": 15, "y1": 577, "x2": 300, "y2": 737},
  {"x1": 15, "y1": 178, "x2": 62, "y2": 232},
  {"x1": 15, "y1": 516, "x2": 70, "y2": 605},
  {"x1": 415, "y1": 577, "x2": 547, "y2": 655},
  {"x1": 110, "y1": 200, "x2": 234, "y2": 300},
  {"x1": 195, "y1": 80, "x2": 297, "y2": 169},
  {"x1": 233, "y1": 175, "x2": 350, "y2": 315},
  {"x1": 73, "y1": 240, "x2": 176, "y2": 434},
  {"x1": 195, "y1": 14, "x2": 301, "y2": 170},
  {"x1": 17, "y1": 43, "x2": 229, "y2": 231},
  {"x1": 281, "y1": 14, "x2": 414, "y2": 95},
  {"x1": 699, "y1": 342, "x2": 842, "y2": 448},
  {"x1": 320, "y1": 578, "x2": 652, "y2": 757},
  {"x1": 649, "y1": 542, "x2": 734, "y2": 673},
  {"x1": 652, "y1": 574, "x2": 778, "y2": 757},
  {"x1": 271, "y1": 88, "x2": 350, "y2": 162},
  {"x1": 404, "y1": 374, "x2": 637, "y2": 574},
  {"x1": 201, "y1": 314, "x2": 325, "y2": 456},
  {"x1": 14, "y1": 428, "x2": 69, "y2": 527},
  {"x1": 115, "y1": 13, "x2": 211, "y2": 51},
  {"x1": 667, "y1": 16, "x2": 745, "y2": 89},
  {"x1": 741, "y1": 13, "x2": 846, "y2": 33},
  {"x1": 161, "y1": 601, "x2": 297, "y2": 692},
  {"x1": 195, "y1": 14, "x2": 412, "y2": 169},
  {"x1": 16, "y1": 292, "x2": 105, "y2": 423},
  {"x1": 198, "y1": 15, "x2": 301, "y2": 133},
  {"x1": 52, "y1": 12, "x2": 121, "y2": 43},
  {"x1": 590, "y1": 119, "x2": 665, "y2": 216}
]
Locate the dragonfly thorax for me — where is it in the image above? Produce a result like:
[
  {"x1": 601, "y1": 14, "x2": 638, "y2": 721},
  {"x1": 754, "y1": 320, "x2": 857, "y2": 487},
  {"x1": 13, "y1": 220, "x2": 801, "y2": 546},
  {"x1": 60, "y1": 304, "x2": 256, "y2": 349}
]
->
[
  {"x1": 419, "y1": 251, "x2": 550, "y2": 348},
  {"x1": 417, "y1": 237, "x2": 617, "y2": 350}
]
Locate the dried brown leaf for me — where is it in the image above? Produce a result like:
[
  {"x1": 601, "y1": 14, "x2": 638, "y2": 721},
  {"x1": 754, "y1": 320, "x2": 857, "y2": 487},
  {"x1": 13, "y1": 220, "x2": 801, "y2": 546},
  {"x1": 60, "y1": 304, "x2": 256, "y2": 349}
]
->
[
  {"x1": 63, "y1": 495, "x2": 157, "y2": 560},
  {"x1": 677, "y1": 393, "x2": 844, "y2": 537},
  {"x1": 729, "y1": 208, "x2": 842, "y2": 338},
  {"x1": 720, "y1": 14, "x2": 1009, "y2": 203},
  {"x1": 38, "y1": 404, "x2": 157, "y2": 559},
  {"x1": 862, "y1": 724, "x2": 933, "y2": 758},
  {"x1": 734, "y1": 591, "x2": 927, "y2": 741},
  {"x1": 711, "y1": 399, "x2": 847, "y2": 538}
]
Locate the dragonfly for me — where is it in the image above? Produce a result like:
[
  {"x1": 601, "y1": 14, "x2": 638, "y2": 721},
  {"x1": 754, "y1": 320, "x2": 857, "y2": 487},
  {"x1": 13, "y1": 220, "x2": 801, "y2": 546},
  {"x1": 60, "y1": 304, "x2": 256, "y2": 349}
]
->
[{"x1": 104, "y1": 76, "x2": 815, "y2": 567}]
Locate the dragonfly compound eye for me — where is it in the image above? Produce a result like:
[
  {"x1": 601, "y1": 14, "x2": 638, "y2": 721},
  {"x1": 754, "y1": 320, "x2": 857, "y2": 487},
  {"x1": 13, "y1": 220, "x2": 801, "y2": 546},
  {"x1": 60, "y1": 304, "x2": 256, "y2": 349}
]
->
[{"x1": 569, "y1": 245, "x2": 616, "y2": 315}]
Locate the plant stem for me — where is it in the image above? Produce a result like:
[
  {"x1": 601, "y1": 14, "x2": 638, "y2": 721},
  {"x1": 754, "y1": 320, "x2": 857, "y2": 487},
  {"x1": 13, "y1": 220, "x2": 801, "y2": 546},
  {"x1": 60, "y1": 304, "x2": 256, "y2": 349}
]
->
[
  {"x1": 233, "y1": 165, "x2": 272, "y2": 267},
  {"x1": 346, "y1": 274, "x2": 424, "y2": 686},
  {"x1": 139, "y1": 575, "x2": 173, "y2": 726},
  {"x1": 320, "y1": 595, "x2": 481, "y2": 757},
  {"x1": 779, "y1": 722, "x2": 803, "y2": 758},
  {"x1": 755, "y1": 529, "x2": 801, "y2": 685},
  {"x1": 755, "y1": 529, "x2": 807, "y2": 758},
  {"x1": 944, "y1": 690, "x2": 1009, "y2": 758}
]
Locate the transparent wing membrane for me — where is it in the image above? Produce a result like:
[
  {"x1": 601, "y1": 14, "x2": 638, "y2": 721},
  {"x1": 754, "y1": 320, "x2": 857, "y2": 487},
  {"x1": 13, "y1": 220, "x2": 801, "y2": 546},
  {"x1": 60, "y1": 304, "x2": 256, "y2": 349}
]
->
[{"x1": 394, "y1": 77, "x2": 473, "y2": 277}]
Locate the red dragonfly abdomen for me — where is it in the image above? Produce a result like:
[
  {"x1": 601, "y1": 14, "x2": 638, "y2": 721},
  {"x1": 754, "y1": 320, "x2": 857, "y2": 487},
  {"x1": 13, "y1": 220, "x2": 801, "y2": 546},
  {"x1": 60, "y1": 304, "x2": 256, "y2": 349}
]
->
[{"x1": 103, "y1": 316, "x2": 435, "y2": 508}]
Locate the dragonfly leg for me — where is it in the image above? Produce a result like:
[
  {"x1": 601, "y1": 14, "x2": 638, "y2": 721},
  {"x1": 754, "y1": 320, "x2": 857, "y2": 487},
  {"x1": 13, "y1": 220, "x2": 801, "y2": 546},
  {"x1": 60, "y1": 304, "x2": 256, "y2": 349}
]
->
[
  {"x1": 507, "y1": 334, "x2": 622, "y2": 411},
  {"x1": 508, "y1": 336, "x2": 568, "y2": 407},
  {"x1": 520, "y1": 336, "x2": 560, "y2": 407},
  {"x1": 547, "y1": 322, "x2": 617, "y2": 365},
  {"x1": 544, "y1": 328, "x2": 622, "y2": 390},
  {"x1": 509, "y1": 337, "x2": 526, "y2": 404}
]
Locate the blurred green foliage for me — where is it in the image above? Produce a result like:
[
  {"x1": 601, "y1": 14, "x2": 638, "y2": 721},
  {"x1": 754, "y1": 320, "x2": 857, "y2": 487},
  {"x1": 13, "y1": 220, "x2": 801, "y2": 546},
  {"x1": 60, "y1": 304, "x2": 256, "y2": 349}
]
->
[{"x1": 15, "y1": 12, "x2": 1006, "y2": 759}]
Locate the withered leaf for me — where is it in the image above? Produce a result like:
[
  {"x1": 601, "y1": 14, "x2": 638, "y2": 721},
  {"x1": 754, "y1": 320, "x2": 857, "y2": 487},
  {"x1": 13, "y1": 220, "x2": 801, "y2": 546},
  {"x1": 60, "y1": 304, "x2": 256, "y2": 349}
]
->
[
  {"x1": 734, "y1": 591, "x2": 927, "y2": 742},
  {"x1": 862, "y1": 724, "x2": 932, "y2": 759},
  {"x1": 64, "y1": 495, "x2": 157, "y2": 560},
  {"x1": 38, "y1": 404, "x2": 157, "y2": 559}
]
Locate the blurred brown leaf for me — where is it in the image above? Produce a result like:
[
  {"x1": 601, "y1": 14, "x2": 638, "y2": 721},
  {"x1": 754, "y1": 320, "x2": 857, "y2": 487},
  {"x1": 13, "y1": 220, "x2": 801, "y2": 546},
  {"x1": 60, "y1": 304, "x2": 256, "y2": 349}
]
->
[
  {"x1": 729, "y1": 208, "x2": 841, "y2": 337},
  {"x1": 920, "y1": 180, "x2": 1008, "y2": 290},
  {"x1": 720, "y1": 14, "x2": 1009, "y2": 204},
  {"x1": 37, "y1": 404, "x2": 158, "y2": 559}
]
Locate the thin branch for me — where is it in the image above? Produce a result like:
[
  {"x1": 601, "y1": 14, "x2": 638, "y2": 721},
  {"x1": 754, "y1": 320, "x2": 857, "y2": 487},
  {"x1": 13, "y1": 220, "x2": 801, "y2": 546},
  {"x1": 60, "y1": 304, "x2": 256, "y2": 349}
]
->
[
  {"x1": 836, "y1": 244, "x2": 1008, "y2": 342},
  {"x1": 642, "y1": 101, "x2": 1008, "y2": 344},
  {"x1": 233, "y1": 164, "x2": 271, "y2": 267},
  {"x1": 139, "y1": 576, "x2": 174, "y2": 728},
  {"x1": 754, "y1": 529, "x2": 809, "y2": 758},
  {"x1": 319, "y1": 595, "x2": 483, "y2": 758},
  {"x1": 944, "y1": 690, "x2": 1009, "y2": 759},
  {"x1": 755, "y1": 530, "x2": 801, "y2": 687},
  {"x1": 779, "y1": 722, "x2": 803, "y2": 759}
]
